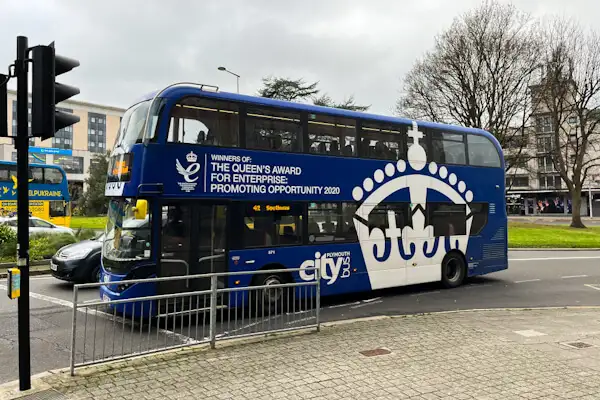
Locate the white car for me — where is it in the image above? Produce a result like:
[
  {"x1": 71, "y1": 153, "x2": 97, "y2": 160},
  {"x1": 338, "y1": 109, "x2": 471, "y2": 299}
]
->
[{"x1": 1, "y1": 217, "x2": 75, "y2": 236}]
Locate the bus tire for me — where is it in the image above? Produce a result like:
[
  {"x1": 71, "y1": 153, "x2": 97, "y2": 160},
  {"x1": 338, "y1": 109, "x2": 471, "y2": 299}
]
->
[
  {"x1": 253, "y1": 271, "x2": 290, "y2": 315},
  {"x1": 441, "y1": 252, "x2": 466, "y2": 289}
]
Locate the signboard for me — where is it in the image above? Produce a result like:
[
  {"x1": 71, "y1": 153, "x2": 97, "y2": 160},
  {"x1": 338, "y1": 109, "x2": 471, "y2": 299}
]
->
[
  {"x1": 7, "y1": 268, "x2": 20, "y2": 299},
  {"x1": 28, "y1": 147, "x2": 72, "y2": 156}
]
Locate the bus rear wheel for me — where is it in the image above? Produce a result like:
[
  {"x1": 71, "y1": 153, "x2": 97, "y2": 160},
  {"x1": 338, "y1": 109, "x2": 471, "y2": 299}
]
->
[
  {"x1": 254, "y1": 272, "x2": 289, "y2": 315},
  {"x1": 441, "y1": 252, "x2": 466, "y2": 289}
]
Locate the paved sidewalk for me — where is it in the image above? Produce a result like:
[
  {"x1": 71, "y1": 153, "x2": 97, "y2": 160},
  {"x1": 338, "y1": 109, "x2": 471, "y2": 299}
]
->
[{"x1": 5, "y1": 308, "x2": 600, "y2": 399}]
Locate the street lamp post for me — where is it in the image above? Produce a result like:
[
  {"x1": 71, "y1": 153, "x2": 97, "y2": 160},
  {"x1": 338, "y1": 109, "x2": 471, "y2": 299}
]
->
[{"x1": 218, "y1": 66, "x2": 240, "y2": 93}]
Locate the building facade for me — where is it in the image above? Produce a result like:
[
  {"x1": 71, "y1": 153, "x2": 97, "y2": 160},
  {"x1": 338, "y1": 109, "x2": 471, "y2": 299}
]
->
[
  {"x1": 0, "y1": 90, "x2": 125, "y2": 206},
  {"x1": 505, "y1": 86, "x2": 600, "y2": 217}
]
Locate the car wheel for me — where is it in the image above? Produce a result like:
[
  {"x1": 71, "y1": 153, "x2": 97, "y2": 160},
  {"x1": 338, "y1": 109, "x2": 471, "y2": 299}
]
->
[{"x1": 90, "y1": 265, "x2": 101, "y2": 283}]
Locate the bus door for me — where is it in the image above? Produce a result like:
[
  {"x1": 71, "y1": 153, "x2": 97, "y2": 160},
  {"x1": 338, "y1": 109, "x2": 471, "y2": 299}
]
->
[
  {"x1": 192, "y1": 204, "x2": 228, "y2": 291},
  {"x1": 158, "y1": 203, "x2": 228, "y2": 296}
]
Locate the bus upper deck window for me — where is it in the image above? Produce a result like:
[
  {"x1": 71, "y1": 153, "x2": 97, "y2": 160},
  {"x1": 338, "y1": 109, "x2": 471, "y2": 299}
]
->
[
  {"x1": 168, "y1": 97, "x2": 239, "y2": 147},
  {"x1": 308, "y1": 115, "x2": 356, "y2": 157},
  {"x1": 246, "y1": 108, "x2": 302, "y2": 153}
]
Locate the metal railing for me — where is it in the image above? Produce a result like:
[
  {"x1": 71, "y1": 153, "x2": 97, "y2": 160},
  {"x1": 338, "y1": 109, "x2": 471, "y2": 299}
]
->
[{"x1": 69, "y1": 267, "x2": 320, "y2": 375}]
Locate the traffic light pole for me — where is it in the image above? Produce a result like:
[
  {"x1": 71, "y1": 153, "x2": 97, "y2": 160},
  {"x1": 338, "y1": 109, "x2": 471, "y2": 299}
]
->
[{"x1": 15, "y1": 35, "x2": 31, "y2": 392}]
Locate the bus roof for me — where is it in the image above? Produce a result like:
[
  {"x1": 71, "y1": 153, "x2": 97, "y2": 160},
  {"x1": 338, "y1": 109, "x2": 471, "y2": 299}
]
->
[
  {"x1": 134, "y1": 83, "x2": 501, "y2": 151},
  {"x1": 0, "y1": 160, "x2": 67, "y2": 172}
]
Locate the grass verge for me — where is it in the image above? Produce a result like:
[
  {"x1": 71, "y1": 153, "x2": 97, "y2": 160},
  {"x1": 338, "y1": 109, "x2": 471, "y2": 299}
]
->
[
  {"x1": 70, "y1": 216, "x2": 107, "y2": 230},
  {"x1": 508, "y1": 222, "x2": 600, "y2": 248}
]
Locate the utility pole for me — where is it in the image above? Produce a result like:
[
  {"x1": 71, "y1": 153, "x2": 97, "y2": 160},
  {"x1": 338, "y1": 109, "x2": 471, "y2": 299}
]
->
[
  {"x1": 1, "y1": 36, "x2": 80, "y2": 392},
  {"x1": 15, "y1": 35, "x2": 30, "y2": 392}
]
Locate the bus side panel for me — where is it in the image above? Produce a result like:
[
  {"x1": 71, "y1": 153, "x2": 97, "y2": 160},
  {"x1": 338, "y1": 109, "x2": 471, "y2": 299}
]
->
[
  {"x1": 228, "y1": 244, "x2": 374, "y2": 301},
  {"x1": 464, "y1": 167, "x2": 508, "y2": 277}
]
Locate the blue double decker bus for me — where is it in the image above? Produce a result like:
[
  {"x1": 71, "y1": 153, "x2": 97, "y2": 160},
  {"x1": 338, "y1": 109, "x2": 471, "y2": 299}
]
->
[{"x1": 100, "y1": 83, "x2": 507, "y2": 313}]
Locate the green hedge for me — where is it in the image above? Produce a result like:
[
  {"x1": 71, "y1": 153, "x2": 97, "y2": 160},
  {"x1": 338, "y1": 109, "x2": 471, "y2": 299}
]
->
[{"x1": 0, "y1": 226, "x2": 98, "y2": 262}]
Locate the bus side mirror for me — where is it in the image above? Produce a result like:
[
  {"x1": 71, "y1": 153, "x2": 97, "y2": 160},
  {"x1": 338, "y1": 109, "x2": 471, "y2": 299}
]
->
[{"x1": 133, "y1": 200, "x2": 148, "y2": 220}]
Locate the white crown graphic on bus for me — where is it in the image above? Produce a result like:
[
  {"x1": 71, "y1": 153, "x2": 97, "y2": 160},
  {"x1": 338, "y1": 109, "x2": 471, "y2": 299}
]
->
[
  {"x1": 186, "y1": 151, "x2": 198, "y2": 163},
  {"x1": 352, "y1": 122, "x2": 474, "y2": 289}
]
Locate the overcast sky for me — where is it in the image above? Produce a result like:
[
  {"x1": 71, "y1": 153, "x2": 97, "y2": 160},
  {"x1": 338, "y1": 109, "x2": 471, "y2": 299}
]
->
[{"x1": 1, "y1": 0, "x2": 598, "y2": 115}]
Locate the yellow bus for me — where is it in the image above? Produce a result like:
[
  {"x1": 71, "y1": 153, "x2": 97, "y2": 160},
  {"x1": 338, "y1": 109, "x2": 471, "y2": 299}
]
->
[{"x1": 0, "y1": 161, "x2": 71, "y2": 227}]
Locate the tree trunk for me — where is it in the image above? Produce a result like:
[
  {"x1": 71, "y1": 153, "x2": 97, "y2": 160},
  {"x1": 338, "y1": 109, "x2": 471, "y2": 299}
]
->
[{"x1": 570, "y1": 191, "x2": 586, "y2": 228}]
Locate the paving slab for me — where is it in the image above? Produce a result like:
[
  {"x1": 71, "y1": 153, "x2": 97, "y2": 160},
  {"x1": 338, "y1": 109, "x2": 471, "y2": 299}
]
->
[{"x1": 4, "y1": 309, "x2": 600, "y2": 399}]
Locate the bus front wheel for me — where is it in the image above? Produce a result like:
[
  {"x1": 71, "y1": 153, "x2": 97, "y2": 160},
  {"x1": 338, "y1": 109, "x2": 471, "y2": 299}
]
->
[
  {"x1": 441, "y1": 252, "x2": 466, "y2": 289},
  {"x1": 253, "y1": 272, "x2": 289, "y2": 315}
]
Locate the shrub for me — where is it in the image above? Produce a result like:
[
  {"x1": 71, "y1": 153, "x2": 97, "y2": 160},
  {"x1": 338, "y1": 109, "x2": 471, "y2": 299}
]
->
[
  {"x1": 75, "y1": 228, "x2": 97, "y2": 241},
  {"x1": 29, "y1": 233, "x2": 77, "y2": 261},
  {"x1": 0, "y1": 224, "x2": 17, "y2": 260},
  {"x1": 47, "y1": 232, "x2": 77, "y2": 250},
  {"x1": 30, "y1": 235, "x2": 53, "y2": 261},
  {"x1": 0, "y1": 223, "x2": 16, "y2": 245}
]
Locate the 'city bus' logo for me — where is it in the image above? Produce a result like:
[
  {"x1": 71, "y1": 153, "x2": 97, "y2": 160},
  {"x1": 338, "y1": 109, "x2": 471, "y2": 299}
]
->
[{"x1": 176, "y1": 151, "x2": 201, "y2": 192}]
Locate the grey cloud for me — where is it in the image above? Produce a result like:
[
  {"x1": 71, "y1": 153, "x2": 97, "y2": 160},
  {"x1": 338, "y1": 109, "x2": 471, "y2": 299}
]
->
[{"x1": 0, "y1": 0, "x2": 598, "y2": 114}]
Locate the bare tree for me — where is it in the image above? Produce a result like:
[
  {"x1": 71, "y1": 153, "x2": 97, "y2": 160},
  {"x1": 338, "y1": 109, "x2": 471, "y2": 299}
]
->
[
  {"x1": 535, "y1": 20, "x2": 600, "y2": 228},
  {"x1": 397, "y1": 0, "x2": 541, "y2": 176}
]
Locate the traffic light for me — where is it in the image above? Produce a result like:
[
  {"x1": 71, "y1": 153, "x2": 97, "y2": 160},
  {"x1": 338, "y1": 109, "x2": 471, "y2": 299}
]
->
[
  {"x1": 31, "y1": 43, "x2": 80, "y2": 139},
  {"x1": 0, "y1": 74, "x2": 6, "y2": 138}
]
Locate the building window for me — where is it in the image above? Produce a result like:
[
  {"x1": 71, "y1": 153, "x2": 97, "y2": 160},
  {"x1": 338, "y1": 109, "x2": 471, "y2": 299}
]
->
[
  {"x1": 537, "y1": 116, "x2": 553, "y2": 133},
  {"x1": 538, "y1": 155, "x2": 555, "y2": 172},
  {"x1": 53, "y1": 155, "x2": 84, "y2": 174},
  {"x1": 536, "y1": 135, "x2": 555, "y2": 154},
  {"x1": 506, "y1": 176, "x2": 529, "y2": 188},
  {"x1": 538, "y1": 175, "x2": 562, "y2": 189},
  {"x1": 52, "y1": 108, "x2": 75, "y2": 150},
  {"x1": 12, "y1": 100, "x2": 35, "y2": 146},
  {"x1": 88, "y1": 112, "x2": 106, "y2": 153}
]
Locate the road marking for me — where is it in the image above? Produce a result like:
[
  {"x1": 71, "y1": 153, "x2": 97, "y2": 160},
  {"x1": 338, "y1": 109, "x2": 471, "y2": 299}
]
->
[
  {"x1": 350, "y1": 300, "x2": 383, "y2": 309},
  {"x1": 0, "y1": 284, "x2": 195, "y2": 345},
  {"x1": 514, "y1": 279, "x2": 541, "y2": 283},
  {"x1": 561, "y1": 275, "x2": 588, "y2": 279},
  {"x1": 410, "y1": 290, "x2": 441, "y2": 297},
  {"x1": 584, "y1": 284, "x2": 600, "y2": 291},
  {"x1": 510, "y1": 256, "x2": 600, "y2": 262},
  {"x1": 363, "y1": 297, "x2": 382, "y2": 303},
  {"x1": 514, "y1": 329, "x2": 546, "y2": 337},
  {"x1": 463, "y1": 283, "x2": 494, "y2": 290},
  {"x1": 328, "y1": 301, "x2": 361, "y2": 309},
  {"x1": 285, "y1": 316, "x2": 315, "y2": 325}
]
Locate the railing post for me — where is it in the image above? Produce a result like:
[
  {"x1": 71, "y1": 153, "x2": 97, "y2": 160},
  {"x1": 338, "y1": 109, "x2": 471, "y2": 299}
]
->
[
  {"x1": 69, "y1": 285, "x2": 79, "y2": 376},
  {"x1": 209, "y1": 275, "x2": 218, "y2": 349},
  {"x1": 315, "y1": 267, "x2": 321, "y2": 333}
]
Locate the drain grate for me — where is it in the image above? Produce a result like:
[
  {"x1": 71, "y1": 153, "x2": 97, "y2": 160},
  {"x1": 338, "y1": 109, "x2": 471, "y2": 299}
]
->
[
  {"x1": 359, "y1": 348, "x2": 391, "y2": 357},
  {"x1": 15, "y1": 389, "x2": 67, "y2": 400},
  {"x1": 561, "y1": 341, "x2": 593, "y2": 349}
]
